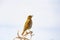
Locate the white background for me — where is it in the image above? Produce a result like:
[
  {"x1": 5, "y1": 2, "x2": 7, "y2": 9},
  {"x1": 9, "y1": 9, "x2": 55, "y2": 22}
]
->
[{"x1": 0, "y1": 0, "x2": 60, "y2": 40}]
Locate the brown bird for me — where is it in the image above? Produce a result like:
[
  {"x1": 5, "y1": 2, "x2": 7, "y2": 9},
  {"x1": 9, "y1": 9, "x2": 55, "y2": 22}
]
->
[{"x1": 22, "y1": 15, "x2": 33, "y2": 35}]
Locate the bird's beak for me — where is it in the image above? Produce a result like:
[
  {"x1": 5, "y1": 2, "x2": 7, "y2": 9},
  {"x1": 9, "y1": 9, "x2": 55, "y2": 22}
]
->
[{"x1": 32, "y1": 15, "x2": 33, "y2": 17}]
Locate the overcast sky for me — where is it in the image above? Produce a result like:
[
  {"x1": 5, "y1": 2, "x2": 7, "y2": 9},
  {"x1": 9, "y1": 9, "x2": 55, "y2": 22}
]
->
[{"x1": 0, "y1": 0, "x2": 60, "y2": 40}]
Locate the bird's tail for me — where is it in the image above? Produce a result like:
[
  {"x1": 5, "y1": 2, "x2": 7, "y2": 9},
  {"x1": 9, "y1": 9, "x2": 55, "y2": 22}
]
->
[{"x1": 22, "y1": 29, "x2": 26, "y2": 35}]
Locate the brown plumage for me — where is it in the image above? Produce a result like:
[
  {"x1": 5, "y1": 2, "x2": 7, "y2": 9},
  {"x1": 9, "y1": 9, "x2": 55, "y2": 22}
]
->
[{"x1": 22, "y1": 15, "x2": 33, "y2": 35}]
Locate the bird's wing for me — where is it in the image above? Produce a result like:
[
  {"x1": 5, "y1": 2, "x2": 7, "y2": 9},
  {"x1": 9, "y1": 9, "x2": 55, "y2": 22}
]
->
[
  {"x1": 24, "y1": 19, "x2": 30, "y2": 27},
  {"x1": 24, "y1": 19, "x2": 32, "y2": 29},
  {"x1": 22, "y1": 19, "x2": 32, "y2": 35},
  {"x1": 22, "y1": 20, "x2": 30, "y2": 33}
]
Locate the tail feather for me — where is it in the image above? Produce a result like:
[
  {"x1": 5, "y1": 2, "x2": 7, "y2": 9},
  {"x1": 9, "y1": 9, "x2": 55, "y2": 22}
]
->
[
  {"x1": 22, "y1": 31, "x2": 24, "y2": 35},
  {"x1": 22, "y1": 29, "x2": 26, "y2": 35}
]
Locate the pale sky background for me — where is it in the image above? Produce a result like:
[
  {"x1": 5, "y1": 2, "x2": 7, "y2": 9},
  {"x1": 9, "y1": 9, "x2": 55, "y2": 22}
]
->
[{"x1": 0, "y1": 0, "x2": 60, "y2": 40}]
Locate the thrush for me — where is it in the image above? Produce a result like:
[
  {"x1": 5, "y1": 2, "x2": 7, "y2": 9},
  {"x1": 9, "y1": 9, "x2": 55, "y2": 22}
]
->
[{"x1": 22, "y1": 15, "x2": 33, "y2": 35}]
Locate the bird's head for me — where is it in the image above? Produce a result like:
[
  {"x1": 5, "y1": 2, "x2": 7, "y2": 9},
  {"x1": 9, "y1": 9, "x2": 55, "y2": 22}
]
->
[{"x1": 27, "y1": 15, "x2": 33, "y2": 19}]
